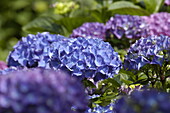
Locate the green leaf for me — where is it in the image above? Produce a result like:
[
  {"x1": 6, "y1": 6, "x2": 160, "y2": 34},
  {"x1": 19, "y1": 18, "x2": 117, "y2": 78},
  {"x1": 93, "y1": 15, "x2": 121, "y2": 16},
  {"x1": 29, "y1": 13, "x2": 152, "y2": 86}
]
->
[
  {"x1": 22, "y1": 15, "x2": 64, "y2": 34},
  {"x1": 143, "y1": 0, "x2": 164, "y2": 13},
  {"x1": 90, "y1": 7, "x2": 112, "y2": 23},
  {"x1": 55, "y1": 16, "x2": 96, "y2": 36},
  {"x1": 82, "y1": 79, "x2": 96, "y2": 88},
  {"x1": 108, "y1": 1, "x2": 150, "y2": 16}
]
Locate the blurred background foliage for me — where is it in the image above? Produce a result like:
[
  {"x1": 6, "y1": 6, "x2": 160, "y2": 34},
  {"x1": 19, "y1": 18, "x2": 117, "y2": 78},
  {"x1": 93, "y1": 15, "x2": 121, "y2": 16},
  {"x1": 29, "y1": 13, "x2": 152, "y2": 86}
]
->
[{"x1": 0, "y1": 0, "x2": 169, "y2": 61}]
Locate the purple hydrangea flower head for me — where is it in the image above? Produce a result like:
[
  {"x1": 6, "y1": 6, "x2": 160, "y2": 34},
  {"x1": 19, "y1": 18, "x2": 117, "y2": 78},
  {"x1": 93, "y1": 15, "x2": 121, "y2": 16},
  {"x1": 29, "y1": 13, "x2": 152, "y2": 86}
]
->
[
  {"x1": 124, "y1": 35, "x2": 170, "y2": 70},
  {"x1": 114, "y1": 89, "x2": 170, "y2": 113},
  {"x1": 105, "y1": 14, "x2": 149, "y2": 39},
  {"x1": 7, "y1": 32, "x2": 66, "y2": 68},
  {"x1": 0, "y1": 61, "x2": 7, "y2": 70},
  {"x1": 70, "y1": 22, "x2": 106, "y2": 40},
  {"x1": 142, "y1": 12, "x2": 170, "y2": 36},
  {"x1": 49, "y1": 37, "x2": 122, "y2": 82},
  {"x1": 0, "y1": 68, "x2": 88, "y2": 113},
  {"x1": 165, "y1": 0, "x2": 170, "y2": 5}
]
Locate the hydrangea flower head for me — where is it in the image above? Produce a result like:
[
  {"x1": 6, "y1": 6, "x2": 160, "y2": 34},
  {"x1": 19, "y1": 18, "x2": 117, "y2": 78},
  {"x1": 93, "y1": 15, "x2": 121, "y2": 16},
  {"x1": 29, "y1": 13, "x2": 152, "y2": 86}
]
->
[
  {"x1": 142, "y1": 12, "x2": 170, "y2": 36},
  {"x1": 49, "y1": 37, "x2": 122, "y2": 82},
  {"x1": 0, "y1": 68, "x2": 87, "y2": 113},
  {"x1": 114, "y1": 89, "x2": 170, "y2": 113},
  {"x1": 105, "y1": 14, "x2": 149, "y2": 39},
  {"x1": 124, "y1": 35, "x2": 170, "y2": 70},
  {"x1": 7, "y1": 32, "x2": 66, "y2": 68},
  {"x1": 70, "y1": 22, "x2": 106, "y2": 40},
  {"x1": 8, "y1": 33, "x2": 122, "y2": 82}
]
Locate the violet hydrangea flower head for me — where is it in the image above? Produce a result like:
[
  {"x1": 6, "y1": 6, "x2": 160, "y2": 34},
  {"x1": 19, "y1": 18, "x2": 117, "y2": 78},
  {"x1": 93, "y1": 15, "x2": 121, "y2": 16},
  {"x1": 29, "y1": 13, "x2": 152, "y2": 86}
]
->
[
  {"x1": 0, "y1": 68, "x2": 88, "y2": 113},
  {"x1": 142, "y1": 12, "x2": 170, "y2": 36},
  {"x1": 124, "y1": 35, "x2": 170, "y2": 70},
  {"x1": 105, "y1": 14, "x2": 149, "y2": 39},
  {"x1": 0, "y1": 61, "x2": 7, "y2": 70},
  {"x1": 114, "y1": 89, "x2": 170, "y2": 113},
  {"x1": 7, "y1": 32, "x2": 66, "y2": 68},
  {"x1": 49, "y1": 37, "x2": 122, "y2": 82},
  {"x1": 69, "y1": 22, "x2": 106, "y2": 40}
]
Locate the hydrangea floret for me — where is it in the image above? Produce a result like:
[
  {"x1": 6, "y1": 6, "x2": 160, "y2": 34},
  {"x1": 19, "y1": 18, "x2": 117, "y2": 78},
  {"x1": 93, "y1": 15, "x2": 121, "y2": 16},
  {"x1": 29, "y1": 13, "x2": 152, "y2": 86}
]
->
[
  {"x1": 114, "y1": 89, "x2": 170, "y2": 113},
  {"x1": 142, "y1": 12, "x2": 170, "y2": 36},
  {"x1": 85, "y1": 103, "x2": 114, "y2": 113},
  {"x1": 70, "y1": 22, "x2": 106, "y2": 40},
  {"x1": 124, "y1": 35, "x2": 170, "y2": 71},
  {"x1": 0, "y1": 68, "x2": 88, "y2": 113},
  {"x1": 105, "y1": 14, "x2": 149, "y2": 39}
]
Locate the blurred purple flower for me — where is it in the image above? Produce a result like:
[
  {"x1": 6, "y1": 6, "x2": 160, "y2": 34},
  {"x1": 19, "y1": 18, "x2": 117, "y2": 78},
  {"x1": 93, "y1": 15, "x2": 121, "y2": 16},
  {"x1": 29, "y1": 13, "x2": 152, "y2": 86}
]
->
[
  {"x1": 142, "y1": 12, "x2": 170, "y2": 36},
  {"x1": 165, "y1": 0, "x2": 170, "y2": 5},
  {"x1": 0, "y1": 61, "x2": 7, "y2": 70},
  {"x1": 105, "y1": 14, "x2": 149, "y2": 39},
  {"x1": 70, "y1": 22, "x2": 106, "y2": 40},
  {"x1": 114, "y1": 89, "x2": 170, "y2": 113},
  {"x1": 124, "y1": 35, "x2": 170, "y2": 70},
  {"x1": 0, "y1": 68, "x2": 88, "y2": 113}
]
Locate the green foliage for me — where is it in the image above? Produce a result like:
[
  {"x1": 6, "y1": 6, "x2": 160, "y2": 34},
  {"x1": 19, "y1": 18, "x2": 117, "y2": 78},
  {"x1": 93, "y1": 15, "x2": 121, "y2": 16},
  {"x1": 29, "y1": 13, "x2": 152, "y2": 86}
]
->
[
  {"x1": 108, "y1": 1, "x2": 150, "y2": 15},
  {"x1": 143, "y1": 0, "x2": 164, "y2": 13}
]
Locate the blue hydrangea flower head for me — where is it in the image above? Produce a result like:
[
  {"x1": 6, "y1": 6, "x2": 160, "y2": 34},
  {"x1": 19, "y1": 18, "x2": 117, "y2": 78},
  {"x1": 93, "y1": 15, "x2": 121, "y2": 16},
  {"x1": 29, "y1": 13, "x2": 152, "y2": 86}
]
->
[
  {"x1": 105, "y1": 14, "x2": 149, "y2": 39},
  {"x1": 8, "y1": 32, "x2": 122, "y2": 82},
  {"x1": 49, "y1": 37, "x2": 122, "y2": 82},
  {"x1": 0, "y1": 68, "x2": 88, "y2": 113},
  {"x1": 114, "y1": 89, "x2": 170, "y2": 113},
  {"x1": 124, "y1": 35, "x2": 170, "y2": 70},
  {"x1": 70, "y1": 22, "x2": 106, "y2": 40},
  {"x1": 142, "y1": 12, "x2": 170, "y2": 36},
  {"x1": 7, "y1": 32, "x2": 66, "y2": 68}
]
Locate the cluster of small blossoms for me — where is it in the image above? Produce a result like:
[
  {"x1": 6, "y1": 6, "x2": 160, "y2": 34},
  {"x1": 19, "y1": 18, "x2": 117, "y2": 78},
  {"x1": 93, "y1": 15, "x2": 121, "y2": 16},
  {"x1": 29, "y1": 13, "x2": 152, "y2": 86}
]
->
[
  {"x1": 53, "y1": 1, "x2": 79, "y2": 14},
  {"x1": 142, "y1": 12, "x2": 170, "y2": 36},
  {"x1": 105, "y1": 14, "x2": 149, "y2": 39},
  {"x1": 114, "y1": 89, "x2": 170, "y2": 113},
  {"x1": 49, "y1": 37, "x2": 122, "y2": 82},
  {"x1": 8, "y1": 32, "x2": 122, "y2": 82},
  {"x1": 124, "y1": 35, "x2": 170, "y2": 70},
  {"x1": 165, "y1": 0, "x2": 170, "y2": 5},
  {"x1": 8, "y1": 32, "x2": 65, "y2": 68},
  {"x1": 0, "y1": 68, "x2": 88, "y2": 113},
  {"x1": 70, "y1": 22, "x2": 106, "y2": 40}
]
